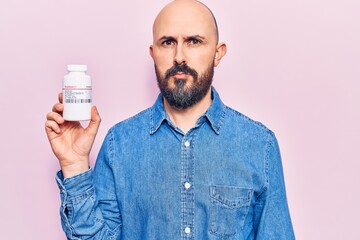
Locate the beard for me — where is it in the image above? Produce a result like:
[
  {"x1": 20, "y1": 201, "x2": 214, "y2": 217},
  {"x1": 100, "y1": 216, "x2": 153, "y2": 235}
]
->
[{"x1": 155, "y1": 62, "x2": 214, "y2": 109}]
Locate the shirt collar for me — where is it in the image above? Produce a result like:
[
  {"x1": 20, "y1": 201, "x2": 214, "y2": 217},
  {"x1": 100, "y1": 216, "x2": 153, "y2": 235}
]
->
[{"x1": 149, "y1": 87, "x2": 226, "y2": 135}]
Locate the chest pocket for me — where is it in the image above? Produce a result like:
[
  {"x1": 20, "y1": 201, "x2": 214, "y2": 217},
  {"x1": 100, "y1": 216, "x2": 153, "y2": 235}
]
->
[{"x1": 209, "y1": 185, "x2": 253, "y2": 239}]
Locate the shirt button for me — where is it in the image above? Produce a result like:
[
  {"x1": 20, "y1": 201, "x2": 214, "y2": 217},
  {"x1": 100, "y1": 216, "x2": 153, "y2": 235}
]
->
[
  {"x1": 184, "y1": 141, "x2": 190, "y2": 147},
  {"x1": 185, "y1": 227, "x2": 191, "y2": 234},
  {"x1": 184, "y1": 182, "x2": 191, "y2": 189}
]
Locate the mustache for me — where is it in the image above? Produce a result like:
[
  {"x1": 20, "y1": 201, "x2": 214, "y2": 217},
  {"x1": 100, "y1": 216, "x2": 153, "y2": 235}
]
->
[{"x1": 165, "y1": 64, "x2": 198, "y2": 80}]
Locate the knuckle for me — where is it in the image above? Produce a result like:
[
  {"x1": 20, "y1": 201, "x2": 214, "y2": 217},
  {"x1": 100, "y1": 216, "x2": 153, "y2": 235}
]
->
[{"x1": 46, "y1": 112, "x2": 53, "y2": 120}]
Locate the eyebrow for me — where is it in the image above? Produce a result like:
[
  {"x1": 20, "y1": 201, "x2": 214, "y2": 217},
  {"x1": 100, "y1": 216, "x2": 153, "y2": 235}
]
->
[
  {"x1": 186, "y1": 35, "x2": 206, "y2": 41},
  {"x1": 157, "y1": 35, "x2": 206, "y2": 43},
  {"x1": 158, "y1": 36, "x2": 176, "y2": 43}
]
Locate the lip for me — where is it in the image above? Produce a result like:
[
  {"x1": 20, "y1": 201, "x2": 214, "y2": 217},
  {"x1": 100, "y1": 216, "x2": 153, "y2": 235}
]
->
[{"x1": 172, "y1": 72, "x2": 189, "y2": 78}]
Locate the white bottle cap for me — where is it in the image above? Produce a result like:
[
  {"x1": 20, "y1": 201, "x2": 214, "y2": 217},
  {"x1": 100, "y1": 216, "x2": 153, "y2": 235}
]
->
[{"x1": 67, "y1": 65, "x2": 87, "y2": 72}]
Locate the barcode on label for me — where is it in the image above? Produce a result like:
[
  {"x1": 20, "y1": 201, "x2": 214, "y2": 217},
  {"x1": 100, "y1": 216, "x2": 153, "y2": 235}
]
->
[{"x1": 65, "y1": 99, "x2": 92, "y2": 103}]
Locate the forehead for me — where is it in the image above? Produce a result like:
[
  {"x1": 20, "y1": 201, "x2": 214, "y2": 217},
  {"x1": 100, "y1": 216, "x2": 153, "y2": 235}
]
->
[{"x1": 153, "y1": 1, "x2": 216, "y2": 41}]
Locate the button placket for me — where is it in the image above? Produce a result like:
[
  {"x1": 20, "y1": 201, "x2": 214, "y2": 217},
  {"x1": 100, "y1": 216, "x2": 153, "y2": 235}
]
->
[{"x1": 180, "y1": 137, "x2": 194, "y2": 239}]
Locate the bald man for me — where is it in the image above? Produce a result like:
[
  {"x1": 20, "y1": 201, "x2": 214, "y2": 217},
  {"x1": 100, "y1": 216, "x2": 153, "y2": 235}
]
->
[{"x1": 46, "y1": 0, "x2": 295, "y2": 239}]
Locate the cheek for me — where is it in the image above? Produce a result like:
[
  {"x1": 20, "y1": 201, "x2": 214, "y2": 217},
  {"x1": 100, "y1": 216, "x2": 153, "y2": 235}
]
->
[
  {"x1": 154, "y1": 52, "x2": 174, "y2": 74},
  {"x1": 186, "y1": 49, "x2": 215, "y2": 71},
  {"x1": 156, "y1": 65, "x2": 170, "y2": 79}
]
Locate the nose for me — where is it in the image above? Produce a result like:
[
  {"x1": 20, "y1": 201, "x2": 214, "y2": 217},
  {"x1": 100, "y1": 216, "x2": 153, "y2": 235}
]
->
[{"x1": 174, "y1": 44, "x2": 186, "y2": 65}]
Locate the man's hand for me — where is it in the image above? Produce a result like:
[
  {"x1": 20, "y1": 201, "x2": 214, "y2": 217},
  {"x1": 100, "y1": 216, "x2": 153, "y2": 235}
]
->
[{"x1": 45, "y1": 93, "x2": 101, "y2": 178}]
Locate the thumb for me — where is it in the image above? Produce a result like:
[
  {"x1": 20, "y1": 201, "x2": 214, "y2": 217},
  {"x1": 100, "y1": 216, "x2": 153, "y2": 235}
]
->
[{"x1": 86, "y1": 106, "x2": 101, "y2": 137}]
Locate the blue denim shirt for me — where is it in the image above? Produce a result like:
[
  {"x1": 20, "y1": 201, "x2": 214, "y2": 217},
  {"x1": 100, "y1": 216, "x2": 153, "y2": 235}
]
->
[{"x1": 56, "y1": 88, "x2": 295, "y2": 239}]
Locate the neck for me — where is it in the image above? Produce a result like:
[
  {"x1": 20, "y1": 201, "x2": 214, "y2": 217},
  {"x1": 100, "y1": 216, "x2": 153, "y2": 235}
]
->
[{"x1": 163, "y1": 88, "x2": 212, "y2": 134}]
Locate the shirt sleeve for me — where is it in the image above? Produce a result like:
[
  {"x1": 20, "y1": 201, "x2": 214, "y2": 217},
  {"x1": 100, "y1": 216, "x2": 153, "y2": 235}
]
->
[
  {"x1": 253, "y1": 134, "x2": 295, "y2": 239},
  {"x1": 55, "y1": 130, "x2": 122, "y2": 240}
]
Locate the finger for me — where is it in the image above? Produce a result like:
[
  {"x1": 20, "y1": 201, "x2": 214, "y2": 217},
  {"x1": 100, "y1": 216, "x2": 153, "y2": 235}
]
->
[
  {"x1": 45, "y1": 120, "x2": 61, "y2": 134},
  {"x1": 46, "y1": 111, "x2": 64, "y2": 124},
  {"x1": 86, "y1": 106, "x2": 101, "y2": 137},
  {"x1": 52, "y1": 102, "x2": 64, "y2": 113},
  {"x1": 58, "y1": 92, "x2": 63, "y2": 104}
]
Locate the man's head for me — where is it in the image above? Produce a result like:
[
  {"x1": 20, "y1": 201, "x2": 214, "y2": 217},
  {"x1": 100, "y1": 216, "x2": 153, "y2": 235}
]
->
[{"x1": 150, "y1": 0, "x2": 227, "y2": 109}]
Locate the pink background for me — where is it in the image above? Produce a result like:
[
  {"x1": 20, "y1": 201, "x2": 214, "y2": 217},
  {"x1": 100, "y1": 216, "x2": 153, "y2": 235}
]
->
[{"x1": 0, "y1": 0, "x2": 359, "y2": 239}]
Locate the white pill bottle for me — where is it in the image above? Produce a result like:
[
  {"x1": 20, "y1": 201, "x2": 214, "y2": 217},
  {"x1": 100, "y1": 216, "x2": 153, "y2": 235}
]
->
[{"x1": 63, "y1": 65, "x2": 92, "y2": 121}]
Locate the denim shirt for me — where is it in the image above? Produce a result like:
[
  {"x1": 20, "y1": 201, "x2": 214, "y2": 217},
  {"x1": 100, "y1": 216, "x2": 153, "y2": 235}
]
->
[{"x1": 56, "y1": 88, "x2": 295, "y2": 240}]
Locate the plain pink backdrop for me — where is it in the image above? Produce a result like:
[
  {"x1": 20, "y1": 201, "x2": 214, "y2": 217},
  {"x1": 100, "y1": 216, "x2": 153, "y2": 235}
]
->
[{"x1": 0, "y1": 0, "x2": 359, "y2": 239}]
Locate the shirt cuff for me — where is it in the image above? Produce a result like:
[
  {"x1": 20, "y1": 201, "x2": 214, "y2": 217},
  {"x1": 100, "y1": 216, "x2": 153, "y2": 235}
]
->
[{"x1": 56, "y1": 168, "x2": 93, "y2": 197}]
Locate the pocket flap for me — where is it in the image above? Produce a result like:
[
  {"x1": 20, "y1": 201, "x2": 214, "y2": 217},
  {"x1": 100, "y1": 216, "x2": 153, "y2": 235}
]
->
[{"x1": 210, "y1": 186, "x2": 253, "y2": 208}]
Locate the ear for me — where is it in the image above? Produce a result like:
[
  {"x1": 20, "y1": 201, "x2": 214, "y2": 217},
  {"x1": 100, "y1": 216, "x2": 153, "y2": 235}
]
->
[
  {"x1": 149, "y1": 45, "x2": 154, "y2": 59},
  {"x1": 214, "y1": 42, "x2": 227, "y2": 67}
]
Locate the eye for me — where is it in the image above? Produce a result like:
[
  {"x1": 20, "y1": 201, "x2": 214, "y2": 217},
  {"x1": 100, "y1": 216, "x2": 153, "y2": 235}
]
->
[
  {"x1": 162, "y1": 39, "x2": 175, "y2": 46},
  {"x1": 189, "y1": 38, "x2": 202, "y2": 45}
]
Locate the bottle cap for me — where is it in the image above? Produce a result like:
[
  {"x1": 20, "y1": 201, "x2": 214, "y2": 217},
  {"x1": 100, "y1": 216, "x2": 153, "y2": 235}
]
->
[{"x1": 67, "y1": 65, "x2": 87, "y2": 72}]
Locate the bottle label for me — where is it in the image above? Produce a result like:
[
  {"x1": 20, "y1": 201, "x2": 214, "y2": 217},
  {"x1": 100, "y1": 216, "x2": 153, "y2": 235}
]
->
[{"x1": 63, "y1": 86, "x2": 92, "y2": 104}]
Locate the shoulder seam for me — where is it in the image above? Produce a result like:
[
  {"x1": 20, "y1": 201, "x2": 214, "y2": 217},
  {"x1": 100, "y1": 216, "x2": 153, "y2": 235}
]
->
[
  {"x1": 255, "y1": 134, "x2": 276, "y2": 200},
  {"x1": 225, "y1": 106, "x2": 274, "y2": 136},
  {"x1": 110, "y1": 107, "x2": 152, "y2": 130},
  {"x1": 108, "y1": 128, "x2": 115, "y2": 167}
]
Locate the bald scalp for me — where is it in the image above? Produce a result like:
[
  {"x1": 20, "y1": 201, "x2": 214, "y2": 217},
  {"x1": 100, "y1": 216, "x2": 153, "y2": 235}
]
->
[
  {"x1": 196, "y1": 1, "x2": 219, "y2": 42},
  {"x1": 153, "y1": 0, "x2": 219, "y2": 43}
]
